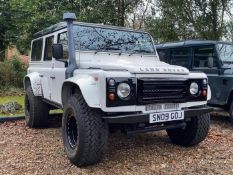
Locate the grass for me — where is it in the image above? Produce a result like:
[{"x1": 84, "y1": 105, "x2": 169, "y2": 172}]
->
[{"x1": 0, "y1": 94, "x2": 63, "y2": 117}]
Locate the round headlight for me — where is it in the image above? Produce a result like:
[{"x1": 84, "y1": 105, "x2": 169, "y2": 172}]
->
[
  {"x1": 190, "y1": 82, "x2": 199, "y2": 95},
  {"x1": 117, "y1": 83, "x2": 131, "y2": 99}
]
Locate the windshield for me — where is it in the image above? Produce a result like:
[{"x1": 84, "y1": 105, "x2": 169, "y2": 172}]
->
[
  {"x1": 217, "y1": 43, "x2": 233, "y2": 63},
  {"x1": 73, "y1": 25, "x2": 155, "y2": 54}
]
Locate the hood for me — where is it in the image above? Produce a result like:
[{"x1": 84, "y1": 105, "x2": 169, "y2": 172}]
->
[{"x1": 77, "y1": 52, "x2": 189, "y2": 75}]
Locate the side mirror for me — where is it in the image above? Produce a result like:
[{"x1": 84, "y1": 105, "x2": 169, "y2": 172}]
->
[
  {"x1": 208, "y1": 57, "x2": 214, "y2": 68},
  {"x1": 52, "y1": 44, "x2": 63, "y2": 60}
]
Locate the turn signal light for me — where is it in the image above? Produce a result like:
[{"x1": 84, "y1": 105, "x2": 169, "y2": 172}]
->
[
  {"x1": 202, "y1": 90, "x2": 207, "y2": 97},
  {"x1": 108, "y1": 93, "x2": 116, "y2": 101}
]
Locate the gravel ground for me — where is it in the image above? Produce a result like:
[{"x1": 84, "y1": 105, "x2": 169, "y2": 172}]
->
[{"x1": 1, "y1": 114, "x2": 233, "y2": 175}]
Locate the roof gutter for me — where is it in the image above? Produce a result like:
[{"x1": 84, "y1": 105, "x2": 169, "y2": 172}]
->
[{"x1": 63, "y1": 12, "x2": 78, "y2": 78}]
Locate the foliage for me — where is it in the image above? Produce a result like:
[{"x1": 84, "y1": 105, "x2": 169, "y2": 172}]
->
[
  {"x1": 146, "y1": 0, "x2": 233, "y2": 42},
  {"x1": 0, "y1": 56, "x2": 27, "y2": 89},
  {"x1": 0, "y1": 0, "x2": 233, "y2": 55},
  {"x1": 0, "y1": 0, "x2": 143, "y2": 55}
]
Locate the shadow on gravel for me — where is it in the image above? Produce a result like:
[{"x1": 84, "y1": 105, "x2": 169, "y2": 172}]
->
[
  {"x1": 47, "y1": 114, "x2": 62, "y2": 128},
  {"x1": 211, "y1": 112, "x2": 230, "y2": 124}
]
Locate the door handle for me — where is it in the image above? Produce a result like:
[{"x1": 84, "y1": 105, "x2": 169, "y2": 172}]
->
[{"x1": 50, "y1": 76, "x2": 56, "y2": 79}]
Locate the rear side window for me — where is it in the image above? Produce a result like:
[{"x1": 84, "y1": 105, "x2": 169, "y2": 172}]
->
[
  {"x1": 193, "y1": 46, "x2": 217, "y2": 68},
  {"x1": 158, "y1": 50, "x2": 170, "y2": 63},
  {"x1": 44, "y1": 36, "x2": 54, "y2": 61},
  {"x1": 58, "y1": 32, "x2": 68, "y2": 59},
  {"x1": 170, "y1": 48, "x2": 190, "y2": 68},
  {"x1": 31, "y1": 39, "x2": 43, "y2": 61}
]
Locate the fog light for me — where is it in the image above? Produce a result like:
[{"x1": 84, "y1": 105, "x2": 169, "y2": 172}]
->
[{"x1": 108, "y1": 93, "x2": 116, "y2": 101}]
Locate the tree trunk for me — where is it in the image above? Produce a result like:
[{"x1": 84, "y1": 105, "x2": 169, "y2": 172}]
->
[
  {"x1": 0, "y1": 42, "x2": 5, "y2": 61},
  {"x1": 117, "y1": 0, "x2": 125, "y2": 26}
]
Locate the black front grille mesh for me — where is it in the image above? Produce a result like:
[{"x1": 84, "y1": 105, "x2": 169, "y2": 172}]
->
[{"x1": 137, "y1": 79, "x2": 188, "y2": 104}]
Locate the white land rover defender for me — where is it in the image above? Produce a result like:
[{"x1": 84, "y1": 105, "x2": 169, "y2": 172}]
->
[{"x1": 24, "y1": 13, "x2": 212, "y2": 166}]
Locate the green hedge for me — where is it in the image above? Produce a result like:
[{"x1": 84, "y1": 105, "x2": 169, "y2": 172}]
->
[{"x1": 0, "y1": 56, "x2": 27, "y2": 89}]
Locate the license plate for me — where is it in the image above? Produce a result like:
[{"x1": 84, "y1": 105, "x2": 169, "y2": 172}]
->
[{"x1": 149, "y1": 110, "x2": 184, "y2": 123}]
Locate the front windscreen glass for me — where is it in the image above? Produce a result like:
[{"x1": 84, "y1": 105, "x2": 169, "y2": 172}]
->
[
  {"x1": 217, "y1": 43, "x2": 233, "y2": 63},
  {"x1": 73, "y1": 25, "x2": 156, "y2": 55}
]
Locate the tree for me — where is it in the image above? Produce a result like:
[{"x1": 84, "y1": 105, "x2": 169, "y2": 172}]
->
[
  {"x1": 146, "y1": 0, "x2": 232, "y2": 42},
  {"x1": 0, "y1": 0, "x2": 13, "y2": 60}
]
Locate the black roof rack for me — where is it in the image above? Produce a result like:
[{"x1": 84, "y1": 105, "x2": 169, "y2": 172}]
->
[
  {"x1": 33, "y1": 21, "x2": 148, "y2": 39},
  {"x1": 33, "y1": 22, "x2": 67, "y2": 39}
]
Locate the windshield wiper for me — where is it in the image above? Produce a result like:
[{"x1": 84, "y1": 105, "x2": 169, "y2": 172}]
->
[
  {"x1": 94, "y1": 47, "x2": 121, "y2": 54},
  {"x1": 129, "y1": 49, "x2": 152, "y2": 56}
]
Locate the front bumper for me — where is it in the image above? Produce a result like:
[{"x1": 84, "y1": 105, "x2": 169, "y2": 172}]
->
[{"x1": 103, "y1": 107, "x2": 213, "y2": 124}]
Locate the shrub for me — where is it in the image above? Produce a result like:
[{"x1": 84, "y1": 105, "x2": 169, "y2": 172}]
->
[{"x1": 0, "y1": 56, "x2": 28, "y2": 89}]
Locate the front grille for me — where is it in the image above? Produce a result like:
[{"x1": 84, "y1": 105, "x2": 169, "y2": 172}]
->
[{"x1": 137, "y1": 78, "x2": 188, "y2": 104}]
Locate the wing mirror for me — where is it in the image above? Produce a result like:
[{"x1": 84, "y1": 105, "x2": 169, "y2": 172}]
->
[
  {"x1": 52, "y1": 44, "x2": 63, "y2": 60},
  {"x1": 208, "y1": 57, "x2": 214, "y2": 68}
]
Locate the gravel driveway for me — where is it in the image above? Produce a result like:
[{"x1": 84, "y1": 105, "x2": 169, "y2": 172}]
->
[{"x1": 1, "y1": 114, "x2": 233, "y2": 175}]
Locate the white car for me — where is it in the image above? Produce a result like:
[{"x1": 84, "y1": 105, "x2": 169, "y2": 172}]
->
[{"x1": 24, "y1": 13, "x2": 212, "y2": 166}]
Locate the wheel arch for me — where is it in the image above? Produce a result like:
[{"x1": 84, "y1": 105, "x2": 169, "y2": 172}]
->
[
  {"x1": 24, "y1": 72, "x2": 43, "y2": 96},
  {"x1": 61, "y1": 77, "x2": 101, "y2": 108}
]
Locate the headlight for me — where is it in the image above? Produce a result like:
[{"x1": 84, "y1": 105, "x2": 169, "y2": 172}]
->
[
  {"x1": 190, "y1": 82, "x2": 199, "y2": 95},
  {"x1": 117, "y1": 83, "x2": 131, "y2": 99}
]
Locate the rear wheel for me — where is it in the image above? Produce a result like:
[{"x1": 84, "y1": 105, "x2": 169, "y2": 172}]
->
[
  {"x1": 25, "y1": 86, "x2": 49, "y2": 128},
  {"x1": 62, "y1": 93, "x2": 108, "y2": 167},
  {"x1": 167, "y1": 114, "x2": 210, "y2": 146},
  {"x1": 229, "y1": 101, "x2": 233, "y2": 124}
]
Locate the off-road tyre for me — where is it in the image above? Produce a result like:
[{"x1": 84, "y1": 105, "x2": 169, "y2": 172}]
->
[
  {"x1": 228, "y1": 101, "x2": 233, "y2": 124},
  {"x1": 62, "y1": 93, "x2": 108, "y2": 167},
  {"x1": 166, "y1": 113, "x2": 210, "y2": 146},
  {"x1": 25, "y1": 86, "x2": 49, "y2": 128}
]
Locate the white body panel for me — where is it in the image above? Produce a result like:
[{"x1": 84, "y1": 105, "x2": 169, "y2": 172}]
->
[{"x1": 25, "y1": 27, "x2": 210, "y2": 114}]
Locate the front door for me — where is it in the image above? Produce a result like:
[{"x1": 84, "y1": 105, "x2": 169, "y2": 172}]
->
[
  {"x1": 50, "y1": 31, "x2": 69, "y2": 105},
  {"x1": 191, "y1": 45, "x2": 223, "y2": 105}
]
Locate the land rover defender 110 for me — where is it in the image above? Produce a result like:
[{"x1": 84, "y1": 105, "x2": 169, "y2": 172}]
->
[{"x1": 24, "y1": 13, "x2": 212, "y2": 166}]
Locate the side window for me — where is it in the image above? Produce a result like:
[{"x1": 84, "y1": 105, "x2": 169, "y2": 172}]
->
[
  {"x1": 44, "y1": 36, "x2": 54, "y2": 61},
  {"x1": 31, "y1": 39, "x2": 43, "y2": 61},
  {"x1": 58, "y1": 32, "x2": 68, "y2": 59},
  {"x1": 158, "y1": 50, "x2": 170, "y2": 63},
  {"x1": 170, "y1": 48, "x2": 190, "y2": 68},
  {"x1": 193, "y1": 46, "x2": 217, "y2": 68}
]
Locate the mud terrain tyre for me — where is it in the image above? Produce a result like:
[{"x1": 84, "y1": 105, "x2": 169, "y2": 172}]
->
[
  {"x1": 25, "y1": 86, "x2": 49, "y2": 128},
  {"x1": 167, "y1": 114, "x2": 210, "y2": 146},
  {"x1": 228, "y1": 101, "x2": 233, "y2": 124},
  {"x1": 62, "y1": 93, "x2": 108, "y2": 167}
]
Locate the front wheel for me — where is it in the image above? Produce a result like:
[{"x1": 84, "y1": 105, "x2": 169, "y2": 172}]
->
[
  {"x1": 166, "y1": 113, "x2": 210, "y2": 146},
  {"x1": 62, "y1": 93, "x2": 108, "y2": 167}
]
